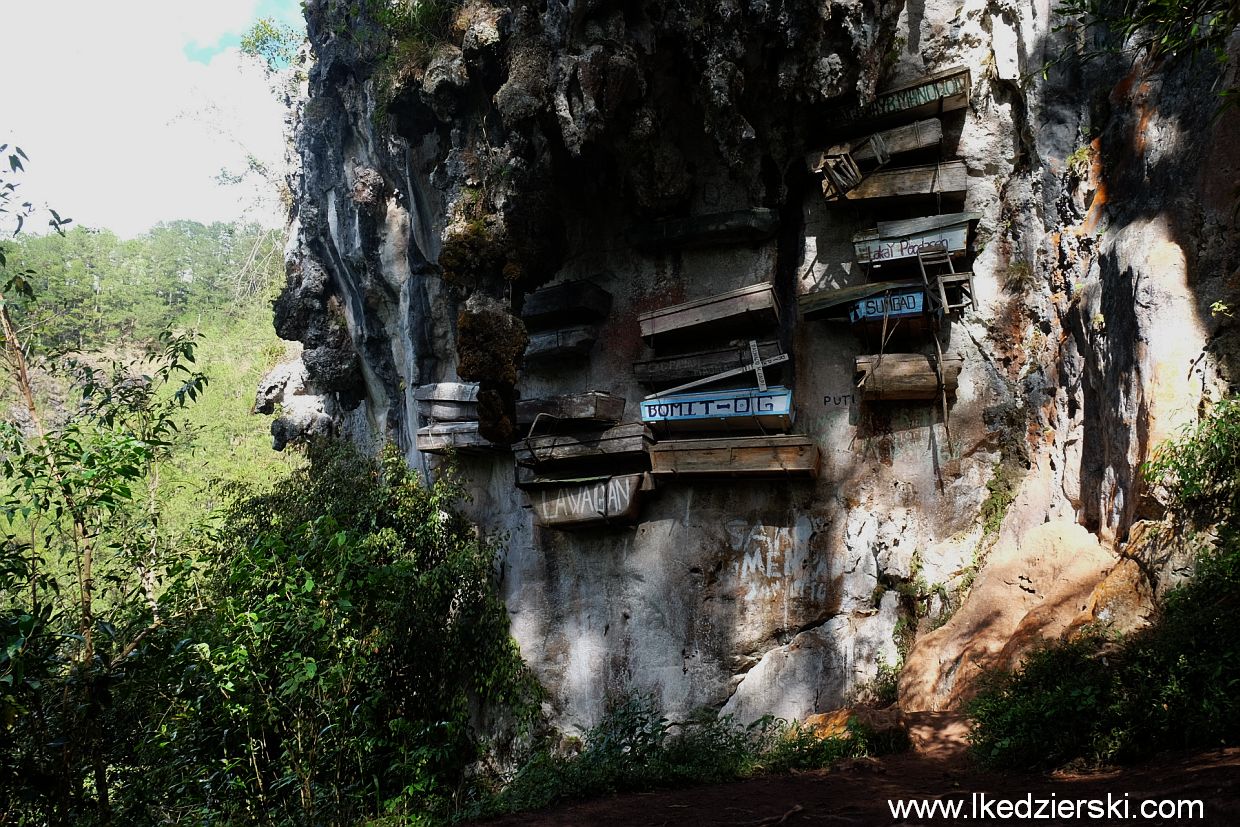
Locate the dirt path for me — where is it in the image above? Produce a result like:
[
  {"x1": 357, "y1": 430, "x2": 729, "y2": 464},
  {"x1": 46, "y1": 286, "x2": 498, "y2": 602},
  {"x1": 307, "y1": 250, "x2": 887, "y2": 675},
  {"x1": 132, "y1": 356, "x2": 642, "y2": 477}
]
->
[{"x1": 477, "y1": 714, "x2": 1240, "y2": 825}]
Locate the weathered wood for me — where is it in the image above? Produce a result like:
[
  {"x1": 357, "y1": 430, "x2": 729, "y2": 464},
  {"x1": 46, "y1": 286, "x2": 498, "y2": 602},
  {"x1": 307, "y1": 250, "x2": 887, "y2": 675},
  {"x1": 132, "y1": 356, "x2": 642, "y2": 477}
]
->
[
  {"x1": 521, "y1": 280, "x2": 613, "y2": 331},
  {"x1": 805, "y1": 119, "x2": 942, "y2": 172},
  {"x1": 649, "y1": 435, "x2": 820, "y2": 479},
  {"x1": 938, "y1": 271, "x2": 976, "y2": 312},
  {"x1": 839, "y1": 161, "x2": 967, "y2": 202},
  {"x1": 524, "y1": 325, "x2": 597, "y2": 362},
  {"x1": 638, "y1": 282, "x2": 780, "y2": 342},
  {"x1": 854, "y1": 353, "x2": 963, "y2": 400},
  {"x1": 526, "y1": 473, "x2": 654, "y2": 528},
  {"x1": 516, "y1": 392, "x2": 626, "y2": 426},
  {"x1": 855, "y1": 119, "x2": 943, "y2": 161},
  {"x1": 640, "y1": 386, "x2": 794, "y2": 433},
  {"x1": 634, "y1": 340, "x2": 783, "y2": 386},
  {"x1": 849, "y1": 287, "x2": 927, "y2": 324},
  {"x1": 513, "y1": 422, "x2": 653, "y2": 469},
  {"x1": 799, "y1": 280, "x2": 922, "y2": 321},
  {"x1": 852, "y1": 212, "x2": 979, "y2": 265},
  {"x1": 416, "y1": 421, "x2": 505, "y2": 454},
  {"x1": 413, "y1": 382, "x2": 479, "y2": 422},
  {"x1": 827, "y1": 66, "x2": 971, "y2": 131},
  {"x1": 631, "y1": 209, "x2": 779, "y2": 249}
]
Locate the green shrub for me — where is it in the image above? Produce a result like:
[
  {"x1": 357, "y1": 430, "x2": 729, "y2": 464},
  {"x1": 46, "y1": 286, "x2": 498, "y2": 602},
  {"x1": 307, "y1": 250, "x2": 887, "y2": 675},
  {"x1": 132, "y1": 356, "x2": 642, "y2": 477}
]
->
[
  {"x1": 466, "y1": 695, "x2": 908, "y2": 821},
  {"x1": 969, "y1": 396, "x2": 1240, "y2": 769}
]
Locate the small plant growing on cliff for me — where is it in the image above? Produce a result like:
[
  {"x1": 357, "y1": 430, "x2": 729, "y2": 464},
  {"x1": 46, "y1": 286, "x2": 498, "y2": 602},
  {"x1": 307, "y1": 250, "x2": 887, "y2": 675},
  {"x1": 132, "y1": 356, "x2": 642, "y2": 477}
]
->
[{"x1": 1004, "y1": 260, "x2": 1036, "y2": 292}]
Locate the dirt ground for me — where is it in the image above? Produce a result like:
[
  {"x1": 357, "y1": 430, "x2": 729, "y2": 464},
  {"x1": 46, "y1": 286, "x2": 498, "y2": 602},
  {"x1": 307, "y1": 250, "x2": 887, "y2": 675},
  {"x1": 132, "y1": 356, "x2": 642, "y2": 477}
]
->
[{"x1": 477, "y1": 714, "x2": 1240, "y2": 826}]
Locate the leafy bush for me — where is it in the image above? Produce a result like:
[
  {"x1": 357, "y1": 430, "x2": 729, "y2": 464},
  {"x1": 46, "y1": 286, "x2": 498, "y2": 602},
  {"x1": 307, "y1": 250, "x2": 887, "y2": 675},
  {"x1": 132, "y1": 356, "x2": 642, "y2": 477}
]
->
[
  {"x1": 1057, "y1": 0, "x2": 1240, "y2": 63},
  {"x1": 123, "y1": 442, "x2": 541, "y2": 825},
  {"x1": 969, "y1": 397, "x2": 1240, "y2": 769},
  {"x1": 467, "y1": 694, "x2": 907, "y2": 820}
]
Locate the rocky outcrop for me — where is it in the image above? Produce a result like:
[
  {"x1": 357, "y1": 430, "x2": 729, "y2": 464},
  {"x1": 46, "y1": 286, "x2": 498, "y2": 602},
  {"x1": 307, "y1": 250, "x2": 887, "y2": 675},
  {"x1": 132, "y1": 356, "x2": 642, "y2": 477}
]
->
[{"x1": 265, "y1": 0, "x2": 1239, "y2": 730}]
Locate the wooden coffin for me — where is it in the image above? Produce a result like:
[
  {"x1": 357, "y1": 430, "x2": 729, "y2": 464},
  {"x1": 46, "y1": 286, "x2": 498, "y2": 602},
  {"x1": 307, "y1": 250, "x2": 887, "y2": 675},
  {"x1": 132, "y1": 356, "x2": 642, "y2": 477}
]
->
[
  {"x1": 849, "y1": 286, "x2": 927, "y2": 324},
  {"x1": 524, "y1": 325, "x2": 597, "y2": 362},
  {"x1": 839, "y1": 161, "x2": 967, "y2": 202},
  {"x1": 854, "y1": 354, "x2": 963, "y2": 401},
  {"x1": 512, "y1": 422, "x2": 653, "y2": 470},
  {"x1": 805, "y1": 118, "x2": 943, "y2": 172},
  {"x1": 516, "y1": 392, "x2": 625, "y2": 426},
  {"x1": 852, "y1": 212, "x2": 979, "y2": 266},
  {"x1": 525, "y1": 473, "x2": 654, "y2": 529},
  {"x1": 413, "y1": 382, "x2": 479, "y2": 422},
  {"x1": 634, "y1": 340, "x2": 783, "y2": 387},
  {"x1": 800, "y1": 280, "x2": 922, "y2": 321},
  {"x1": 521, "y1": 280, "x2": 612, "y2": 331},
  {"x1": 828, "y1": 66, "x2": 971, "y2": 131},
  {"x1": 649, "y1": 435, "x2": 820, "y2": 479},
  {"x1": 631, "y1": 209, "x2": 779, "y2": 249},
  {"x1": 640, "y1": 386, "x2": 794, "y2": 433},
  {"x1": 416, "y1": 421, "x2": 504, "y2": 454},
  {"x1": 638, "y1": 282, "x2": 780, "y2": 343}
]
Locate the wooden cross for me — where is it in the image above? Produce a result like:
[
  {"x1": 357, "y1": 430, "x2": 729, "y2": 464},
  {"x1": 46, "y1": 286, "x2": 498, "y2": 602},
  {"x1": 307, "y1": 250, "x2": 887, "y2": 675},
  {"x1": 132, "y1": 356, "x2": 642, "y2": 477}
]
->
[{"x1": 645, "y1": 340, "x2": 790, "y2": 400}]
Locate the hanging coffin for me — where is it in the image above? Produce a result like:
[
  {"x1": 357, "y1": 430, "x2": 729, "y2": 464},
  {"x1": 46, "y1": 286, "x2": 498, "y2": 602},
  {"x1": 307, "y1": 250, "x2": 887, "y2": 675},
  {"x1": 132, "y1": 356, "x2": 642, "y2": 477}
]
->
[
  {"x1": 413, "y1": 382, "x2": 479, "y2": 422},
  {"x1": 516, "y1": 392, "x2": 626, "y2": 427},
  {"x1": 638, "y1": 282, "x2": 780, "y2": 343},
  {"x1": 640, "y1": 386, "x2": 794, "y2": 433},
  {"x1": 416, "y1": 421, "x2": 505, "y2": 454},
  {"x1": 826, "y1": 66, "x2": 971, "y2": 131},
  {"x1": 649, "y1": 435, "x2": 820, "y2": 479},
  {"x1": 521, "y1": 280, "x2": 612, "y2": 331},
  {"x1": 799, "y1": 280, "x2": 922, "y2": 322},
  {"x1": 853, "y1": 212, "x2": 980, "y2": 266},
  {"x1": 512, "y1": 422, "x2": 653, "y2": 470},
  {"x1": 634, "y1": 339, "x2": 783, "y2": 387},
  {"x1": 849, "y1": 287, "x2": 927, "y2": 324},
  {"x1": 524, "y1": 472, "x2": 654, "y2": 529},
  {"x1": 630, "y1": 209, "x2": 779, "y2": 249},
  {"x1": 837, "y1": 161, "x2": 967, "y2": 202},
  {"x1": 524, "y1": 325, "x2": 598, "y2": 362},
  {"x1": 854, "y1": 353, "x2": 963, "y2": 401}
]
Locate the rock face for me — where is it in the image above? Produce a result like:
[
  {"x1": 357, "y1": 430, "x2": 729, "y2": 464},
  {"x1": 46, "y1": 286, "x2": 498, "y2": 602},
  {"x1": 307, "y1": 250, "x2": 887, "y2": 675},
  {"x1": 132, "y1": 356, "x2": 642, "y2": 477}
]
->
[{"x1": 267, "y1": 0, "x2": 1240, "y2": 729}]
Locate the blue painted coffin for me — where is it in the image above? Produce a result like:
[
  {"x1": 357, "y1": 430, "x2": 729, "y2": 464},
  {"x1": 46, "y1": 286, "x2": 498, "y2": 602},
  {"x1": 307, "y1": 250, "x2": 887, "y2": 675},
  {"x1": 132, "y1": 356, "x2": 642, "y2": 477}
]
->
[
  {"x1": 849, "y1": 287, "x2": 926, "y2": 323},
  {"x1": 640, "y1": 386, "x2": 794, "y2": 432}
]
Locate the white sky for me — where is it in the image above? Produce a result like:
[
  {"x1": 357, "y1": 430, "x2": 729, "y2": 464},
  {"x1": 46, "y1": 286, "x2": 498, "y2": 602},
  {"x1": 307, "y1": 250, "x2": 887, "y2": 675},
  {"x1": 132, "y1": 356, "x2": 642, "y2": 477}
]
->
[{"x1": 2, "y1": 0, "x2": 303, "y2": 238}]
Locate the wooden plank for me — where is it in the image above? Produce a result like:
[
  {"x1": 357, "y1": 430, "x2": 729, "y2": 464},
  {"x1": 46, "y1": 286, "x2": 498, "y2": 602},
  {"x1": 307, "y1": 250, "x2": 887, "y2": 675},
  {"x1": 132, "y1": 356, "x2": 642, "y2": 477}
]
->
[
  {"x1": 527, "y1": 473, "x2": 652, "y2": 528},
  {"x1": 634, "y1": 340, "x2": 783, "y2": 386},
  {"x1": 513, "y1": 422, "x2": 653, "y2": 469},
  {"x1": 416, "y1": 421, "x2": 505, "y2": 454},
  {"x1": 516, "y1": 392, "x2": 626, "y2": 426},
  {"x1": 639, "y1": 386, "x2": 794, "y2": 433},
  {"x1": 827, "y1": 66, "x2": 971, "y2": 131},
  {"x1": 638, "y1": 282, "x2": 780, "y2": 341},
  {"x1": 649, "y1": 435, "x2": 820, "y2": 479},
  {"x1": 849, "y1": 287, "x2": 927, "y2": 324},
  {"x1": 854, "y1": 354, "x2": 963, "y2": 401},
  {"x1": 840, "y1": 161, "x2": 967, "y2": 201},
  {"x1": 631, "y1": 209, "x2": 779, "y2": 249},
  {"x1": 805, "y1": 118, "x2": 943, "y2": 172},
  {"x1": 521, "y1": 280, "x2": 612, "y2": 331},
  {"x1": 799, "y1": 280, "x2": 921, "y2": 321},
  {"x1": 413, "y1": 382, "x2": 479, "y2": 422},
  {"x1": 524, "y1": 325, "x2": 597, "y2": 362},
  {"x1": 852, "y1": 212, "x2": 979, "y2": 265}
]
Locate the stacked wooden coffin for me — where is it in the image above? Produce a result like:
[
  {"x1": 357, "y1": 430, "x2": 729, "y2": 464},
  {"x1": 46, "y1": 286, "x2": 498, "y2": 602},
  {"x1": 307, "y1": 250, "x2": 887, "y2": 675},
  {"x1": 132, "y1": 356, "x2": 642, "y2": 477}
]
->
[
  {"x1": 633, "y1": 283, "x2": 819, "y2": 479},
  {"x1": 511, "y1": 392, "x2": 654, "y2": 529},
  {"x1": 414, "y1": 382, "x2": 507, "y2": 454},
  {"x1": 520, "y1": 280, "x2": 613, "y2": 364},
  {"x1": 799, "y1": 65, "x2": 979, "y2": 402}
]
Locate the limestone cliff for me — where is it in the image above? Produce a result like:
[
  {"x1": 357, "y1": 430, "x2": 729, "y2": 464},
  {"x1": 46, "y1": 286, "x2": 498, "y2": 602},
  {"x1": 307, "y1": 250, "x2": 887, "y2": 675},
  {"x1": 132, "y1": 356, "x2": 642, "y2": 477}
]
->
[{"x1": 263, "y1": 0, "x2": 1240, "y2": 729}]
